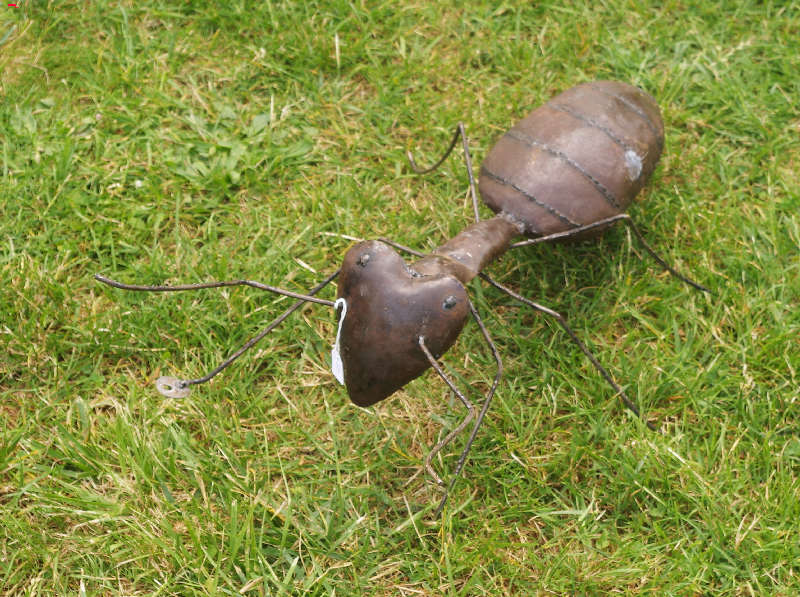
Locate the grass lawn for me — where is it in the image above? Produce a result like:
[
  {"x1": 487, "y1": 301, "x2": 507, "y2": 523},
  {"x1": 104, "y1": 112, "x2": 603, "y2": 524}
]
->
[{"x1": 1, "y1": 1, "x2": 799, "y2": 594}]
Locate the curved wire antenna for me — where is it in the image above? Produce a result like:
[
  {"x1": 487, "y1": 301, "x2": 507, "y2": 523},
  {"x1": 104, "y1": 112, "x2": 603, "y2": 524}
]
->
[
  {"x1": 94, "y1": 274, "x2": 337, "y2": 306},
  {"x1": 407, "y1": 122, "x2": 481, "y2": 223},
  {"x1": 509, "y1": 214, "x2": 711, "y2": 294},
  {"x1": 480, "y1": 272, "x2": 658, "y2": 432},
  {"x1": 95, "y1": 270, "x2": 339, "y2": 395}
]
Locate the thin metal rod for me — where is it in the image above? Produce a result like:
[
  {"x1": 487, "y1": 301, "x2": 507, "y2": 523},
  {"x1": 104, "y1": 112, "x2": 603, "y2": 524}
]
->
[
  {"x1": 459, "y1": 124, "x2": 481, "y2": 223},
  {"x1": 434, "y1": 299, "x2": 503, "y2": 518},
  {"x1": 382, "y1": 238, "x2": 505, "y2": 513},
  {"x1": 94, "y1": 274, "x2": 337, "y2": 306},
  {"x1": 480, "y1": 272, "x2": 658, "y2": 432},
  {"x1": 407, "y1": 122, "x2": 481, "y2": 223},
  {"x1": 407, "y1": 124, "x2": 461, "y2": 175},
  {"x1": 96, "y1": 269, "x2": 340, "y2": 391},
  {"x1": 418, "y1": 336, "x2": 475, "y2": 487},
  {"x1": 509, "y1": 214, "x2": 710, "y2": 294},
  {"x1": 182, "y1": 268, "x2": 340, "y2": 387},
  {"x1": 377, "y1": 237, "x2": 425, "y2": 258}
]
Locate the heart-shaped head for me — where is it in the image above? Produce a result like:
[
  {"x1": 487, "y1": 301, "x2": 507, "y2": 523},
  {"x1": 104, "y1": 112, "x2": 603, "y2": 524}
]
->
[{"x1": 336, "y1": 241, "x2": 469, "y2": 407}]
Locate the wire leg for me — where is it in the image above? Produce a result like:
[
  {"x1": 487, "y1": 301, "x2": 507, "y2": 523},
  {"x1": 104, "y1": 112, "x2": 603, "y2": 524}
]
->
[
  {"x1": 96, "y1": 269, "x2": 340, "y2": 396},
  {"x1": 377, "y1": 237, "x2": 425, "y2": 258},
  {"x1": 480, "y1": 273, "x2": 658, "y2": 432},
  {"x1": 407, "y1": 124, "x2": 460, "y2": 174},
  {"x1": 509, "y1": 214, "x2": 710, "y2": 293},
  {"x1": 418, "y1": 336, "x2": 475, "y2": 486},
  {"x1": 433, "y1": 299, "x2": 503, "y2": 517},
  {"x1": 407, "y1": 122, "x2": 481, "y2": 222},
  {"x1": 362, "y1": 242, "x2": 504, "y2": 514}
]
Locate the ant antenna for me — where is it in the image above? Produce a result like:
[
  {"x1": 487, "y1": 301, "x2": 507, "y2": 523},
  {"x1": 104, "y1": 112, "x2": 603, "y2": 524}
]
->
[{"x1": 95, "y1": 270, "x2": 339, "y2": 396}]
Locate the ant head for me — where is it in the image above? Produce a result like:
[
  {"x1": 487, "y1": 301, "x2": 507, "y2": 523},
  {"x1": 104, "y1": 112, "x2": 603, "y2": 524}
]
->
[{"x1": 336, "y1": 240, "x2": 469, "y2": 407}]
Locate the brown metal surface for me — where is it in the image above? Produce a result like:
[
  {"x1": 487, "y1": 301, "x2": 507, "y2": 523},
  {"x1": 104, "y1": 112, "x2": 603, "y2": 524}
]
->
[
  {"x1": 336, "y1": 81, "x2": 668, "y2": 409},
  {"x1": 336, "y1": 240, "x2": 470, "y2": 407},
  {"x1": 479, "y1": 80, "x2": 665, "y2": 237},
  {"x1": 337, "y1": 216, "x2": 522, "y2": 407},
  {"x1": 412, "y1": 215, "x2": 521, "y2": 284}
]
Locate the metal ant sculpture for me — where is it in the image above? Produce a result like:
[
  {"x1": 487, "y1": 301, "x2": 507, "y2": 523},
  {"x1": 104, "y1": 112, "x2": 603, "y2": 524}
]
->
[{"x1": 96, "y1": 81, "x2": 709, "y2": 516}]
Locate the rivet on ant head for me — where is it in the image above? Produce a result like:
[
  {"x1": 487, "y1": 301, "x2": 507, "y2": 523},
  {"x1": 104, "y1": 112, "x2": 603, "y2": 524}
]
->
[
  {"x1": 357, "y1": 253, "x2": 370, "y2": 267},
  {"x1": 442, "y1": 295, "x2": 458, "y2": 310}
]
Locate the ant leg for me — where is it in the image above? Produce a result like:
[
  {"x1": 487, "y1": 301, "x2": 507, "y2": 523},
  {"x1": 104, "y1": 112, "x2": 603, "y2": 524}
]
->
[
  {"x1": 95, "y1": 270, "x2": 339, "y2": 396},
  {"x1": 418, "y1": 335, "x2": 475, "y2": 487},
  {"x1": 374, "y1": 242, "x2": 504, "y2": 514},
  {"x1": 377, "y1": 238, "x2": 425, "y2": 258},
  {"x1": 480, "y1": 272, "x2": 659, "y2": 432},
  {"x1": 509, "y1": 214, "x2": 710, "y2": 293},
  {"x1": 432, "y1": 299, "x2": 503, "y2": 517},
  {"x1": 407, "y1": 122, "x2": 481, "y2": 222}
]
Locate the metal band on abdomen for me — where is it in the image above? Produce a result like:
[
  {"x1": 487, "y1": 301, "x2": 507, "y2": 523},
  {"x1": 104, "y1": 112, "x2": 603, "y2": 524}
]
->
[
  {"x1": 479, "y1": 165, "x2": 580, "y2": 231},
  {"x1": 548, "y1": 102, "x2": 636, "y2": 154},
  {"x1": 505, "y1": 128, "x2": 623, "y2": 211},
  {"x1": 588, "y1": 83, "x2": 663, "y2": 147}
]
